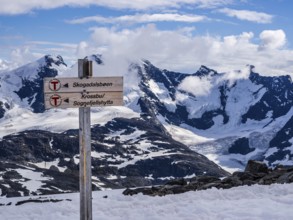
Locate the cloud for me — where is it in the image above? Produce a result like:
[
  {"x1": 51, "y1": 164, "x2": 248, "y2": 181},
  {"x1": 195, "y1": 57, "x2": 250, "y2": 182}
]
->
[
  {"x1": 0, "y1": 0, "x2": 233, "y2": 15},
  {"x1": 68, "y1": 13, "x2": 208, "y2": 25},
  {"x1": 10, "y1": 47, "x2": 41, "y2": 66},
  {"x1": 0, "y1": 59, "x2": 11, "y2": 72},
  {"x1": 217, "y1": 8, "x2": 273, "y2": 23},
  {"x1": 7, "y1": 41, "x2": 80, "y2": 67},
  {"x1": 5, "y1": 25, "x2": 293, "y2": 78},
  {"x1": 259, "y1": 29, "x2": 286, "y2": 50},
  {"x1": 219, "y1": 65, "x2": 252, "y2": 86},
  {"x1": 76, "y1": 41, "x2": 90, "y2": 58},
  {"x1": 80, "y1": 25, "x2": 293, "y2": 76},
  {"x1": 178, "y1": 76, "x2": 213, "y2": 96},
  {"x1": 27, "y1": 41, "x2": 77, "y2": 48}
]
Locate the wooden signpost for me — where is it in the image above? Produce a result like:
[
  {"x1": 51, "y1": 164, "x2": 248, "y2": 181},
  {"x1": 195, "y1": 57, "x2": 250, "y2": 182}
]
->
[
  {"x1": 43, "y1": 59, "x2": 123, "y2": 220},
  {"x1": 44, "y1": 77, "x2": 123, "y2": 109}
]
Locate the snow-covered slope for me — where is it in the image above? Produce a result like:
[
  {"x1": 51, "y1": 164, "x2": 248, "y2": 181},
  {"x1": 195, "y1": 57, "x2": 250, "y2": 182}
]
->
[
  {"x1": 0, "y1": 184, "x2": 293, "y2": 220},
  {"x1": 124, "y1": 61, "x2": 292, "y2": 170},
  {"x1": 0, "y1": 55, "x2": 67, "y2": 118}
]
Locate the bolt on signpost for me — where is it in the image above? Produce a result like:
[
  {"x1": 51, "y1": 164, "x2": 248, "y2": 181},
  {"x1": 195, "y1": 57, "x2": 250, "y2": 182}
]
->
[{"x1": 43, "y1": 59, "x2": 123, "y2": 220}]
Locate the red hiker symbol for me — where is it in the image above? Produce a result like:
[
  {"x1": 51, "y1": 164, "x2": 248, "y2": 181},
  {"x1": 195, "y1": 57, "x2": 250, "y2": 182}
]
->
[
  {"x1": 49, "y1": 94, "x2": 62, "y2": 107},
  {"x1": 49, "y1": 79, "x2": 61, "y2": 91}
]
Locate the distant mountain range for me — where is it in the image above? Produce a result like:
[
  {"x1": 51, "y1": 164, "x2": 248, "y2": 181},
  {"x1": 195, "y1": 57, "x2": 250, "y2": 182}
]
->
[{"x1": 0, "y1": 54, "x2": 292, "y2": 197}]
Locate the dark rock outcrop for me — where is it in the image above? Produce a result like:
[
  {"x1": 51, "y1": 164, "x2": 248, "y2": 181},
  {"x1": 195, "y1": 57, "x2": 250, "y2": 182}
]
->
[{"x1": 123, "y1": 160, "x2": 293, "y2": 196}]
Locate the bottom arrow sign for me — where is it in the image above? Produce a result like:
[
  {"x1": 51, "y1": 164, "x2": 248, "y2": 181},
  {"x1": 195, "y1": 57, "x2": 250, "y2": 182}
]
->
[{"x1": 44, "y1": 91, "x2": 123, "y2": 109}]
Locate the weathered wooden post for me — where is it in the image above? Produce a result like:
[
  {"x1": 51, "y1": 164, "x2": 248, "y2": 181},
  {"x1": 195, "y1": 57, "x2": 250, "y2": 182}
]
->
[
  {"x1": 78, "y1": 59, "x2": 92, "y2": 220},
  {"x1": 43, "y1": 59, "x2": 123, "y2": 220}
]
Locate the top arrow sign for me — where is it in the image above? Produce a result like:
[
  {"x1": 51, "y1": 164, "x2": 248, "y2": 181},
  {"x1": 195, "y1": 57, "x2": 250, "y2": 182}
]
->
[{"x1": 44, "y1": 76, "x2": 123, "y2": 93}]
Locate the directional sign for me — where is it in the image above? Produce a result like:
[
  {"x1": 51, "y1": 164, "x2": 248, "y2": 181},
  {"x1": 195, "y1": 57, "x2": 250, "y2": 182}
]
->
[
  {"x1": 43, "y1": 76, "x2": 123, "y2": 109},
  {"x1": 44, "y1": 77, "x2": 123, "y2": 93},
  {"x1": 44, "y1": 91, "x2": 123, "y2": 109}
]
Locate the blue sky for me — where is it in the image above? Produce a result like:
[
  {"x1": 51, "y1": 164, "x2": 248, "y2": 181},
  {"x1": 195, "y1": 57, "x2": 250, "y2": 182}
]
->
[{"x1": 0, "y1": 0, "x2": 293, "y2": 76}]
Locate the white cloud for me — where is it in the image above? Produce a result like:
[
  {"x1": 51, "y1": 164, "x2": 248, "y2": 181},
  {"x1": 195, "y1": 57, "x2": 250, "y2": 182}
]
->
[
  {"x1": 27, "y1": 41, "x2": 77, "y2": 49},
  {"x1": 219, "y1": 65, "x2": 252, "y2": 86},
  {"x1": 217, "y1": 8, "x2": 273, "y2": 23},
  {"x1": 0, "y1": 0, "x2": 233, "y2": 15},
  {"x1": 76, "y1": 41, "x2": 89, "y2": 58},
  {"x1": 0, "y1": 59, "x2": 11, "y2": 72},
  {"x1": 80, "y1": 25, "x2": 293, "y2": 76},
  {"x1": 259, "y1": 29, "x2": 286, "y2": 50},
  {"x1": 179, "y1": 76, "x2": 213, "y2": 96},
  {"x1": 68, "y1": 13, "x2": 207, "y2": 24},
  {"x1": 7, "y1": 41, "x2": 79, "y2": 68},
  {"x1": 10, "y1": 47, "x2": 39, "y2": 66},
  {"x1": 5, "y1": 25, "x2": 293, "y2": 78}
]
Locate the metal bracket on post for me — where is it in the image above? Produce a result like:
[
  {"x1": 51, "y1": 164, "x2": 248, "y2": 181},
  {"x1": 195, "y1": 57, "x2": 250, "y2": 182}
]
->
[{"x1": 78, "y1": 59, "x2": 93, "y2": 220}]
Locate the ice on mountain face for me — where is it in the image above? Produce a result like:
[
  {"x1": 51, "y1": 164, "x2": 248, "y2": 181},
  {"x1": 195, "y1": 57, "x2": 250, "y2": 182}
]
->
[
  {"x1": 124, "y1": 67, "x2": 143, "y2": 112},
  {"x1": 225, "y1": 79, "x2": 265, "y2": 126},
  {"x1": 264, "y1": 147, "x2": 279, "y2": 158},
  {"x1": 165, "y1": 106, "x2": 293, "y2": 171},
  {"x1": 148, "y1": 79, "x2": 176, "y2": 112}
]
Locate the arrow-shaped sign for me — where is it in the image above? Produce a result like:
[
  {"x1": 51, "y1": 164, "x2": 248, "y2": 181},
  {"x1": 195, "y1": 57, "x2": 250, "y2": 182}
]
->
[
  {"x1": 44, "y1": 91, "x2": 123, "y2": 109},
  {"x1": 44, "y1": 77, "x2": 123, "y2": 93}
]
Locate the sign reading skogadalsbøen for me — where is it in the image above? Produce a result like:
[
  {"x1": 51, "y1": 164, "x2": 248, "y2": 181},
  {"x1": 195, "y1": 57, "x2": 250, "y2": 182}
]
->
[{"x1": 43, "y1": 77, "x2": 123, "y2": 109}]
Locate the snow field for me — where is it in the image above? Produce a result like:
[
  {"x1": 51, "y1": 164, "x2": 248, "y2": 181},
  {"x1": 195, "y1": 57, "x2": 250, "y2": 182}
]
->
[{"x1": 0, "y1": 183, "x2": 293, "y2": 220}]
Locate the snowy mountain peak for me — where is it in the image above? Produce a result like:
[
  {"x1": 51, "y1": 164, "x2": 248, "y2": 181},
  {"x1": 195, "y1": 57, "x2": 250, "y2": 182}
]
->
[
  {"x1": 0, "y1": 55, "x2": 69, "y2": 115},
  {"x1": 84, "y1": 54, "x2": 103, "y2": 65},
  {"x1": 38, "y1": 55, "x2": 67, "y2": 68},
  {"x1": 194, "y1": 65, "x2": 218, "y2": 77}
]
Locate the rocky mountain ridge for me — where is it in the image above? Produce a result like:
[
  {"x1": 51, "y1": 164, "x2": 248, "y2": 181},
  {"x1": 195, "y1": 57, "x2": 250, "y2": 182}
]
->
[
  {"x1": 0, "y1": 54, "x2": 292, "y2": 197},
  {"x1": 123, "y1": 160, "x2": 293, "y2": 196}
]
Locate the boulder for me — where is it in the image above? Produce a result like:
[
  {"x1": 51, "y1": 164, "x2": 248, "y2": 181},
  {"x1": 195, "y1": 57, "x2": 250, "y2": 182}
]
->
[{"x1": 245, "y1": 160, "x2": 269, "y2": 174}]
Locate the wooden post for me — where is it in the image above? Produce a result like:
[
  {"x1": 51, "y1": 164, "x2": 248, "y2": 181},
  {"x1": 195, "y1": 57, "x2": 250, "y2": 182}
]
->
[{"x1": 79, "y1": 59, "x2": 92, "y2": 220}]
